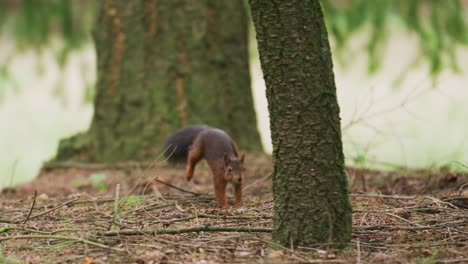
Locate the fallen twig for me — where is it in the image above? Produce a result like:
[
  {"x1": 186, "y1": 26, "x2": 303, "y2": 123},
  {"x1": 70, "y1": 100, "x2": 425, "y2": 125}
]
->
[
  {"x1": 0, "y1": 226, "x2": 52, "y2": 235},
  {"x1": 23, "y1": 190, "x2": 38, "y2": 224},
  {"x1": 3, "y1": 197, "x2": 79, "y2": 224},
  {"x1": 0, "y1": 218, "x2": 14, "y2": 224},
  {"x1": 153, "y1": 178, "x2": 205, "y2": 196},
  {"x1": 243, "y1": 172, "x2": 272, "y2": 194},
  {"x1": 110, "y1": 184, "x2": 121, "y2": 231},
  {"x1": 0, "y1": 235, "x2": 125, "y2": 252},
  {"x1": 350, "y1": 193, "x2": 416, "y2": 199},
  {"x1": 171, "y1": 212, "x2": 273, "y2": 223},
  {"x1": 42, "y1": 161, "x2": 168, "y2": 171},
  {"x1": 101, "y1": 225, "x2": 273, "y2": 236},
  {"x1": 354, "y1": 220, "x2": 466, "y2": 231},
  {"x1": 24, "y1": 198, "x2": 80, "y2": 222},
  {"x1": 440, "y1": 257, "x2": 468, "y2": 264}
]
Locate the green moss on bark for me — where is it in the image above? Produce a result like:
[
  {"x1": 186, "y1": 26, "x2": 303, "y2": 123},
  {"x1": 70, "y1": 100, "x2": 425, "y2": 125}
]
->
[{"x1": 249, "y1": 0, "x2": 352, "y2": 247}]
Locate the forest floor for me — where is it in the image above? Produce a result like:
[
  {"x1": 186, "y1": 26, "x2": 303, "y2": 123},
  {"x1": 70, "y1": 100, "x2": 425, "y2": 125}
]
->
[{"x1": 0, "y1": 154, "x2": 467, "y2": 264}]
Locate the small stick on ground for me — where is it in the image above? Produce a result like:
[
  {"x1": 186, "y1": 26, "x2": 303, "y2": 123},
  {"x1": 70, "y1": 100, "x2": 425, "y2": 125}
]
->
[
  {"x1": 0, "y1": 235, "x2": 126, "y2": 252},
  {"x1": 457, "y1": 182, "x2": 468, "y2": 196},
  {"x1": 243, "y1": 172, "x2": 272, "y2": 194},
  {"x1": 111, "y1": 184, "x2": 121, "y2": 231},
  {"x1": 102, "y1": 226, "x2": 273, "y2": 236},
  {"x1": 42, "y1": 161, "x2": 168, "y2": 171},
  {"x1": 27, "y1": 198, "x2": 79, "y2": 221},
  {"x1": 154, "y1": 178, "x2": 205, "y2": 196},
  {"x1": 23, "y1": 190, "x2": 38, "y2": 224},
  {"x1": 350, "y1": 193, "x2": 416, "y2": 199},
  {"x1": 356, "y1": 239, "x2": 361, "y2": 264}
]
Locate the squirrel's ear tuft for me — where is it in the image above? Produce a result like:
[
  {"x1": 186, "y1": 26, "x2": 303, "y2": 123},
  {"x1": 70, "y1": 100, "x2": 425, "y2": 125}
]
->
[
  {"x1": 240, "y1": 153, "x2": 245, "y2": 163},
  {"x1": 224, "y1": 152, "x2": 231, "y2": 165}
]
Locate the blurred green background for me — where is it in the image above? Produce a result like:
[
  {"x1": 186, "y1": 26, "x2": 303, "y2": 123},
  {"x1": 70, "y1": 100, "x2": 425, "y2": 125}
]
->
[{"x1": 1, "y1": 0, "x2": 468, "y2": 188}]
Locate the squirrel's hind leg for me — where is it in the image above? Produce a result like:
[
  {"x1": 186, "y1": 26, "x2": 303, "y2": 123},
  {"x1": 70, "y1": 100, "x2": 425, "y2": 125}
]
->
[{"x1": 185, "y1": 141, "x2": 203, "y2": 182}]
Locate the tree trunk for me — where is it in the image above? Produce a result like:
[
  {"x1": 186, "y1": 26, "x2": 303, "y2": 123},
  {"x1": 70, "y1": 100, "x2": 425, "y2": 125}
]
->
[
  {"x1": 249, "y1": 0, "x2": 352, "y2": 247},
  {"x1": 55, "y1": 0, "x2": 262, "y2": 162}
]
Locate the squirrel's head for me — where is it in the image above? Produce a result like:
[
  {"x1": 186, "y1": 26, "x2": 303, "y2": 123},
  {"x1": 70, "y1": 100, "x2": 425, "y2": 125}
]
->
[{"x1": 223, "y1": 152, "x2": 245, "y2": 184}]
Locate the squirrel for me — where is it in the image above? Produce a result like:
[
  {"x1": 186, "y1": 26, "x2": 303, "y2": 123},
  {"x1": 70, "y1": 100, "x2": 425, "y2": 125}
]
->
[{"x1": 164, "y1": 125, "x2": 245, "y2": 208}]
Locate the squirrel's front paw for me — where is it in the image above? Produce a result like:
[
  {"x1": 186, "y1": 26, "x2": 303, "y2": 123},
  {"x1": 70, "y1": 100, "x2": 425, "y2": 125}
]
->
[
  {"x1": 185, "y1": 167, "x2": 193, "y2": 182},
  {"x1": 185, "y1": 174, "x2": 192, "y2": 182}
]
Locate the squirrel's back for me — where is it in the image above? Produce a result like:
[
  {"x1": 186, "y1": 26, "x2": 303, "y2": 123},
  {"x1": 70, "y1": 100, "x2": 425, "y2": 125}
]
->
[
  {"x1": 163, "y1": 125, "x2": 209, "y2": 163},
  {"x1": 194, "y1": 128, "x2": 237, "y2": 163}
]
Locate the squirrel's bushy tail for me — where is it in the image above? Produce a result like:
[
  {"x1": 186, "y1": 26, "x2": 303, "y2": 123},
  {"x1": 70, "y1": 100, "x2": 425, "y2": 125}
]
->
[{"x1": 163, "y1": 125, "x2": 209, "y2": 163}]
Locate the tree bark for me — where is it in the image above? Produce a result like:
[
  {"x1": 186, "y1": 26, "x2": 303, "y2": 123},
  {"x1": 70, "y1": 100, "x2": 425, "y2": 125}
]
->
[
  {"x1": 55, "y1": 0, "x2": 262, "y2": 162},
  {"x1": 249, "y1": 0, "x2": 352, "y2": 247}
]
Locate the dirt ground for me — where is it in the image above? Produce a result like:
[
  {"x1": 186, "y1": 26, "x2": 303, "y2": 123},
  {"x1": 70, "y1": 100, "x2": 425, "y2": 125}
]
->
[{"x1": 1, "y1": 154, "x2": 467, "y2": 263}]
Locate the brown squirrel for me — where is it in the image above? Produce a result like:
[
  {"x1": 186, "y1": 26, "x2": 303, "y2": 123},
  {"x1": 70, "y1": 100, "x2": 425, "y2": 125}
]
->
[{"x1": 163, "y1": 125, "x2": 245, "y2": 208}]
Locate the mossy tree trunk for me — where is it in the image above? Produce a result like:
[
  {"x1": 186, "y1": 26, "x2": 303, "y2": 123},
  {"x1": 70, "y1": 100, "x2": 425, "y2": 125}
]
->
[
  {"x1": 55, "y1": 0, "x2": 262, "y2": 162},
  {"x1": 249, "y1": 0, "x2": 352, "y2": 247}
]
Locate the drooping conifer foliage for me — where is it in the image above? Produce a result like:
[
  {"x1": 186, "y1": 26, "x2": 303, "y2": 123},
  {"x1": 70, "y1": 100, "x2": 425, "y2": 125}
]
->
[{"x1": 1, "y1": 0, "x2": 467, "y2": 76}]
